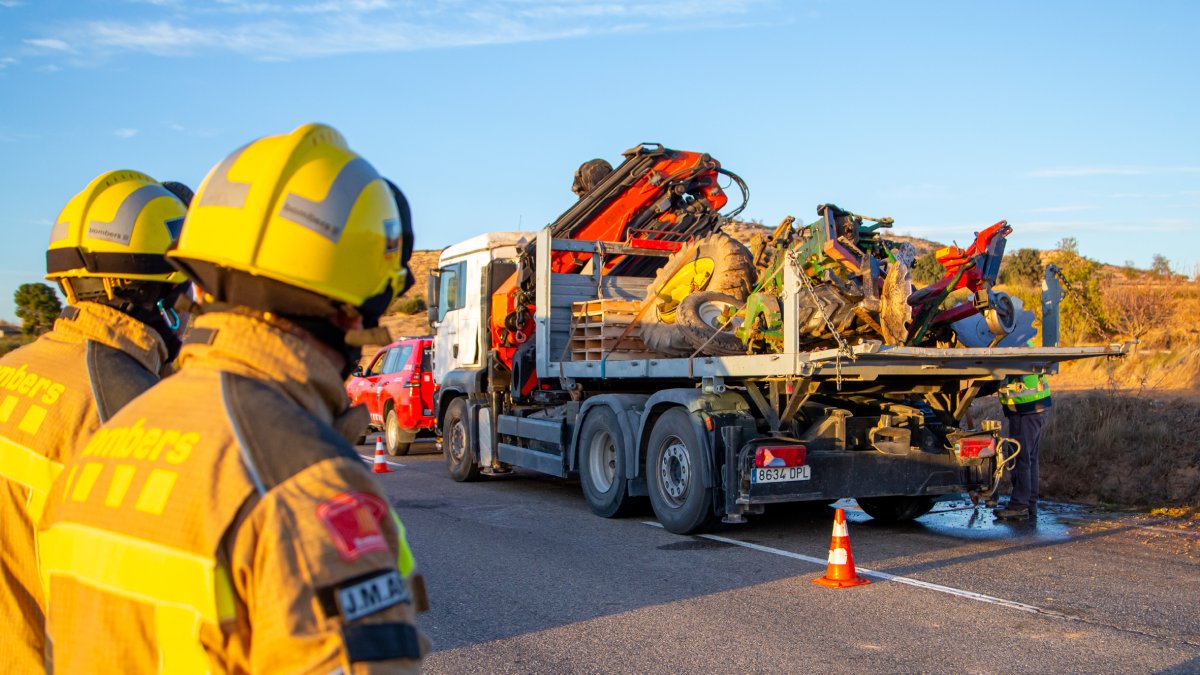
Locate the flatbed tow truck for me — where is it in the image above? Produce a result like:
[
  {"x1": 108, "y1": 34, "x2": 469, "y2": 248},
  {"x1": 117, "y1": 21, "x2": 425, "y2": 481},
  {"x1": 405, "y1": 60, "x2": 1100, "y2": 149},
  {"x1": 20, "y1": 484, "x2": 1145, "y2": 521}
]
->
[{"x1": 427, "y1": 145, "x2": 1127, "y2": 534}]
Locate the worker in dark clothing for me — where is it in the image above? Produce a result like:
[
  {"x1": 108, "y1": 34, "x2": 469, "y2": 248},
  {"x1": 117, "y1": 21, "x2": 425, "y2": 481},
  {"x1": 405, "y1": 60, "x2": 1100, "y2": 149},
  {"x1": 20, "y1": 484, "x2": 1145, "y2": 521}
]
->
[{"x1": 994, "y1": 371, "x2": 1052, "y2": 520}]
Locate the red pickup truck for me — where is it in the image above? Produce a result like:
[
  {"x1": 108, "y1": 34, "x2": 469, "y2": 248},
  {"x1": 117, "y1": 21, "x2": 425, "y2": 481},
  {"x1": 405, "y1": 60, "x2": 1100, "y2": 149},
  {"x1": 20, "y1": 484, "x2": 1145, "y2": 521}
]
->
[{"x1": 346, "y1": 337, "x2": 436, "y2": 455}]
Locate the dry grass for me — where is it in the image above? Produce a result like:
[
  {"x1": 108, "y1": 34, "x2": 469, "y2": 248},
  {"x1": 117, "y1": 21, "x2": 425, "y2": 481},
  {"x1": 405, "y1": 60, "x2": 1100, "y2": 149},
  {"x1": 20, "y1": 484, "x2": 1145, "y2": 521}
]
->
[{"x1": 972, "y1": 393, "x2": 1200, "y2": 509}]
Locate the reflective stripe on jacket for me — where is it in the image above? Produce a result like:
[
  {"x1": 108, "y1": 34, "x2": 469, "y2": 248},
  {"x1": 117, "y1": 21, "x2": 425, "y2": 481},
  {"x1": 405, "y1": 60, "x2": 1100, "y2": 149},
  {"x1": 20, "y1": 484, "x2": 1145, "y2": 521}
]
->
[
  {"x1": 0, "y1": 302, "x2": 164, "y2": 674},
  {"x1": 41, "y1": 310, "x2": 426, "y2": 674},
  {"x1": 998, "y1": 373, "x2": 1052, "y2": 415}
]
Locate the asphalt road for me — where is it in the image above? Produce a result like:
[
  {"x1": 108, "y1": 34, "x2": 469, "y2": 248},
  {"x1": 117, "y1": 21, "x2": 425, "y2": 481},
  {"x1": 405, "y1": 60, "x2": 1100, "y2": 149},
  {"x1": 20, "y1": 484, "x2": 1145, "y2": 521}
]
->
[{"x1": 359, "y1": 439, "x2": 1200, "y2": 674}]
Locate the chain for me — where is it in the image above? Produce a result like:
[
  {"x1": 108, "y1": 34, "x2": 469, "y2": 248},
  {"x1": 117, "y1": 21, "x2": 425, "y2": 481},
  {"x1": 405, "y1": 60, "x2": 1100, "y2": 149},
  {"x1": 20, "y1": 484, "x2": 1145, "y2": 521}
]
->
[
  {"x1": 1052, "y1": 267, "x2": 1113, "y2": 340},
  {"x1": 789, "y1": 251, "x2": 854, "y2": 389}
]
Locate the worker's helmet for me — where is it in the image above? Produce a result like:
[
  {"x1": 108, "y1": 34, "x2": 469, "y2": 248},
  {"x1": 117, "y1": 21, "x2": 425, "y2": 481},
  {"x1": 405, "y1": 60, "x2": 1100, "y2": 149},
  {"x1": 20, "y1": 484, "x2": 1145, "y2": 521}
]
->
[
  {"x1": 571, "y1": 158, "x2": 614, "y2": 197},
  {"x1": 46, "y1": 170, "x2": 189, "y2": 300},
  {"x1": 169, "y1": 123, "x2": 411, "y2": 327}
]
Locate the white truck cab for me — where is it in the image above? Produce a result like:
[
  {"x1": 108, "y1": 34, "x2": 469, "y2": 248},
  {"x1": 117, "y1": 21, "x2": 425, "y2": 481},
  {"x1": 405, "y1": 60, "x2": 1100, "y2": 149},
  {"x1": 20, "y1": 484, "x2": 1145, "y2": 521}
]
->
[{"x1": 427, "y1": 232, "x2": 532, "y2": 385}]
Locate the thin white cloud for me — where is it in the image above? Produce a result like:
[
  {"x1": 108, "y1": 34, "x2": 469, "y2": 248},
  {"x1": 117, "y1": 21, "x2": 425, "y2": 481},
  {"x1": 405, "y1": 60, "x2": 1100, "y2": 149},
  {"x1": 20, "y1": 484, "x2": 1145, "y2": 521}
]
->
[
  {"x1": 23, "y1": 0, "x2": 771, "y2": 61},
  {"x1": 1027, "y1": 166, "x2": 1200, "y2": 178},
  {"x1": 24, "y1": 38, "x2": 72, "y2": 51},
  {"x1": 0, "y1": 57, "x2": 15, "y2": 70},
  {"x1": 113, "y1": 128, "x2": 139, "y2": 138},
  {"x1": 0, "y1": 0, "x2": 24, "y2": 7},
  {"x1": 164, "y1": 121, "x2": 220, "y2": 137},
  {"x1": 1025, "y1": 205, "x2": 1096, "y2": 214},
  {"x1": 1109, "y1": 190, "x2": 1200, "y2": 199}
]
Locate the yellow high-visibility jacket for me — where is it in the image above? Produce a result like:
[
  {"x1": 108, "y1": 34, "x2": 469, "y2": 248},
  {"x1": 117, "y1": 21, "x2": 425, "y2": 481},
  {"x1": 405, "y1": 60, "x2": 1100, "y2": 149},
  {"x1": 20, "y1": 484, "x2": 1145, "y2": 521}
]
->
[
  {"x1": 0, "y1": 302, "x2": 165, "y2": 674},
  {"x1": 41, "y1": 310, "x2": 427, "y2": 674}
]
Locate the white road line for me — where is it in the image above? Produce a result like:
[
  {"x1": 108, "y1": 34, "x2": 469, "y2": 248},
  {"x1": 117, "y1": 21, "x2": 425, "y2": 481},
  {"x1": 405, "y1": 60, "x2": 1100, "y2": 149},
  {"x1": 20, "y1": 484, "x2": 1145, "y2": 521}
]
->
[
  {"x1": 358, "y1": 454, "x2": 405, "y2": 469},
  {"x1": 642, "y1": 521, "x2": 1073, "y2": 620}
]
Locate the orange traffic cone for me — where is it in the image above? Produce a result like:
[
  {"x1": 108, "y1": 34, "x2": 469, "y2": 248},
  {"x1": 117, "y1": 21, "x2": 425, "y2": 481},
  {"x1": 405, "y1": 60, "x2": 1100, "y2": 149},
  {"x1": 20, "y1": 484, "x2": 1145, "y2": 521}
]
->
[
  {"x1": 813, "y1": 507, "x2": 870, "y2": 588},
  {"x1": 372, "y1": 438, "x2": 393, "y2": 474}
]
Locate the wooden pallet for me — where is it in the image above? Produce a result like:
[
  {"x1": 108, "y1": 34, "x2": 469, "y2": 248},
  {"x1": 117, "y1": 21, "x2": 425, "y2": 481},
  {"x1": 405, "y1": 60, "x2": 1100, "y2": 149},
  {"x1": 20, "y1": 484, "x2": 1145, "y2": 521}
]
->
[{"x1": 570, "y1": 300, "x2": 655, "y2": 361}]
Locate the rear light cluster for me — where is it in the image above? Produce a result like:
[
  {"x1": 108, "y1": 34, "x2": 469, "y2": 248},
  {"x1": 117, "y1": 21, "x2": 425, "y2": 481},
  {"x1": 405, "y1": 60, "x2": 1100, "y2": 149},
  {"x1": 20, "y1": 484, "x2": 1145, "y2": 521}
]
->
[
  {"x1": 754, "y1": 445, "x2": 807, "y2": 468},
  {"x1": 955, "y1": 436, "x2": 996, "y2": 459}
]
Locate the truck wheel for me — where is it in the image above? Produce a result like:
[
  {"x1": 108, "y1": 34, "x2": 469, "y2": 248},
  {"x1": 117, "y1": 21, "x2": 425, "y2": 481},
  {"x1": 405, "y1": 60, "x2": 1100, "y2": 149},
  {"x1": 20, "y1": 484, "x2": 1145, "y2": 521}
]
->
[
  {"x1": 443, "y1": 398, "x2": 480, "y2": 482},
  {"x1": 385, "y1": 408, "x2": 411, "y2": 457},
  {"x1": 676, "y1": 291, "x2": 747, "y2": 356},
  {"x1": 856, "y1": 495, "x2": 936, "y2": 522},
  {"x1": 646, "y1": 408, "x2": 715, "y2": 534},
  {"x1": 578, "y1": 407, "x2": 641, "y2": 517},
  {"x1": 639, "y1": 233, "x2": 756, "y2": 356}
]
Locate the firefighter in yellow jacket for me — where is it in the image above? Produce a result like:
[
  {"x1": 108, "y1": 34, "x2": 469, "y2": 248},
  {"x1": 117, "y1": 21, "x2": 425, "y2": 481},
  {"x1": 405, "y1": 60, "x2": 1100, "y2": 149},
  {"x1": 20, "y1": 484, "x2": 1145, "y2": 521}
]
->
[
  {"x1": 40, "y1": 123, "x2": 425, "y2": 673},
  {"x1": 0, "y1": 172, "x2": 192, "y2": 672}
]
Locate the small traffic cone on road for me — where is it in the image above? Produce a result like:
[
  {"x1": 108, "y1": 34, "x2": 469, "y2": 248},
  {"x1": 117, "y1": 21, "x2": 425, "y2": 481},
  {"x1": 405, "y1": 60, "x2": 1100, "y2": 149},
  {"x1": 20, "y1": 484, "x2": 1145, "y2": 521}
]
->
[
  {"x1": 372, "y1": 438, "x2": 393, "y2": 474},
  {"x1": 813, "y1": 507, "x2": 870, "y2": 588}
]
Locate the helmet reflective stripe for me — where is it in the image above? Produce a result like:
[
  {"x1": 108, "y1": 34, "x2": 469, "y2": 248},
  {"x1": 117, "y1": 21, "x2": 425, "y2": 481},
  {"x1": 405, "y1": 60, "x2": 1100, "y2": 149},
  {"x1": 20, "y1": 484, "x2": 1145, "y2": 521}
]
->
[
  {"x1": 86, "y1": 184, "x2": 176, "y2": 246},
  {"x1": 50, "y1": 219, "x2": 70, "y2": 244},
  {"x1": 193, "y1": 145, "x2": 251, "y2": 209},
  {"x1": 278, "y1": 156, "x2": 379, "y2": 244}
]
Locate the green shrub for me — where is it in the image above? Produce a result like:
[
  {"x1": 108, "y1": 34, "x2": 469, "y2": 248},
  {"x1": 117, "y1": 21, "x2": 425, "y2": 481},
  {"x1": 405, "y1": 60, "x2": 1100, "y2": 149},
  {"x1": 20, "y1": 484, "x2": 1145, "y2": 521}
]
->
[{"x1": 391, "y1": 295, "x2": 427, "y2": 315}]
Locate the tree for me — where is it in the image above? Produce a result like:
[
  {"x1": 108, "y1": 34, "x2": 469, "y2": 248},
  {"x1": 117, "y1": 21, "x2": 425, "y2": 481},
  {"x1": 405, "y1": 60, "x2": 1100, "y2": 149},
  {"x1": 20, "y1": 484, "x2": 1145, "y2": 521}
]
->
[
  {"x1": 1057, "y1": 237, "x2": 1079, "y2": 256},
  {"x1": 14, "y1": 283, "x2": 62, "y2": 337},
  {"x1": 999, "y1": 248, "x2": 1043, "y2": 286},
  {"x1": 911, "y1": 252, "x2": 944, "y2": 286},
  {"x1": 1102, "y1": 283, "x2": 1172, "y2": 342},
  {"x1": 1048, "y1": 244, "x2": 1110, "y2": 343},
  {"x1": 1151, "y1": 254, "x2": 1171, "y2": 279}
]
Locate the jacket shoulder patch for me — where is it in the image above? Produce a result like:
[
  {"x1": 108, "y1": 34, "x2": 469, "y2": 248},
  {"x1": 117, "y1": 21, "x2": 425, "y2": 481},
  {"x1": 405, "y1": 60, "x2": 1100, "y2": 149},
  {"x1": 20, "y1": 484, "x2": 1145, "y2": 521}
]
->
[
  {"x1": 86, "y1": 341, "x2": 159, "y2": 423},
  {"x1": 220, "y1": 372, "x2": 360, "y2": 492}
]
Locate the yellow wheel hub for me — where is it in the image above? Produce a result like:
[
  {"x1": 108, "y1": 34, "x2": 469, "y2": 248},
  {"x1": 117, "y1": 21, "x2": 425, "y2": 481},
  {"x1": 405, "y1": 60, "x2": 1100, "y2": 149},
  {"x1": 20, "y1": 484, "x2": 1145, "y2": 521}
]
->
[{"x1": 655, "y1": 258, "x2": 715, "y2": 323}]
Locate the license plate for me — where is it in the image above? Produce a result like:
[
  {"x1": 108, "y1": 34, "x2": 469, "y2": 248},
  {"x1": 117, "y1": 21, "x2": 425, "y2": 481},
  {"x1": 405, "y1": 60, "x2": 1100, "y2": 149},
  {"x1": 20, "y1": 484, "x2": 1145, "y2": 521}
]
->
[{"x1": 751, "y1": 465, "x2": 811, "y2": 484}]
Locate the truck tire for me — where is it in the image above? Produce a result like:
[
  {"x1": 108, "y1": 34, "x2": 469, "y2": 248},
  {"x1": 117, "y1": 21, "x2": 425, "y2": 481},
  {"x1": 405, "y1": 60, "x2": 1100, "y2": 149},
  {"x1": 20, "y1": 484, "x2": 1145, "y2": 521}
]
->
[
  {"x1": 639, "y1": 233, "x2": 756, "y2": 356},
  {"x1": 856, "y1": 495, "x2": 936, "y2": 522},
  {"x1": 443, "y1": 397, "x2": 480, "y2": 482},
  {"x1": 385, "y1": 408, "x2": 412, "y2": 457},
  {"x1": 646, "y1": 408, "x2": 715, "y2": 534},
  {"x1": 676, "y1": 291, "x2": 747, "y2": 356},
  {"x1": 578, "y1": 407, "x2": 641, "y2": 518}
]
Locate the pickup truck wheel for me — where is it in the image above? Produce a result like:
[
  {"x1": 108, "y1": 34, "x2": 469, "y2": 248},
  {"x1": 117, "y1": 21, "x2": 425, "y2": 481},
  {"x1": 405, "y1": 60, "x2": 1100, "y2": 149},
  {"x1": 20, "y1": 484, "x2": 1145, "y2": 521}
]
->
[
  {"x1": 385, "y1": 408, "x2": 412, "y2": 457},
  {"x1": 646, "y1": 408, "x2": 715, "y2": 534},
  {"x1": 676, "y1": 291, "x2": 747, "y2": 356},
  {"x1": 578, "y1": 407, "x2": 640, "y2": 518},
  {"x1": 443, "y1": 397, "x2": 480, "y2": 482},
  {"x1": 856, "y1": 495, "x2": 936, "y2": 522}
]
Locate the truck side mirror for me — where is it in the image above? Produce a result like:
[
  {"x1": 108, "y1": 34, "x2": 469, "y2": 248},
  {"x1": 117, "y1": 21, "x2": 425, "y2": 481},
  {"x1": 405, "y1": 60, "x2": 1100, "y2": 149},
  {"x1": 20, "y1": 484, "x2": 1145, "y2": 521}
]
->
[
  {"x1": 351, "y1": 366, "x2": 364, "y2": 377},
  {"x1": 427, "y1": 269, "x2": 442, "y2": 326}
]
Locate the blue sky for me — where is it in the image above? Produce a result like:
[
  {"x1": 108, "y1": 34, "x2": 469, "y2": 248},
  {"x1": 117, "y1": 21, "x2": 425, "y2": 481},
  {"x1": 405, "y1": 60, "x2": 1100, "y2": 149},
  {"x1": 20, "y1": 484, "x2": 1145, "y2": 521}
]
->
[{"x1": 1, "y1": 0, "x2": 1197, "y2": 321}]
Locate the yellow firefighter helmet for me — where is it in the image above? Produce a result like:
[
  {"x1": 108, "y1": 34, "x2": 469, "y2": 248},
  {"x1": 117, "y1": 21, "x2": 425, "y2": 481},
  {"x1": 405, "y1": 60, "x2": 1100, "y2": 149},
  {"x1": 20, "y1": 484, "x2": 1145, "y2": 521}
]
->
[
  {"x1": 46, "y1": 170, "x2": 189, "y2": 288},
  {"x1": 168, "y1": 123, "x2": 410, "y2": 318}
]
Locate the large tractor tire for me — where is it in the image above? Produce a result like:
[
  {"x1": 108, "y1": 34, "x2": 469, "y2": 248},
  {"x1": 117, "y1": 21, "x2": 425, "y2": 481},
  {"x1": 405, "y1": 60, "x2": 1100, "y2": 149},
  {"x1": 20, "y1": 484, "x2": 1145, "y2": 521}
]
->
[
  {"x1": 676, "y1": 291, "x2": 747, "y2": 356},
  {"x1": 639, "y1": 232, "x2": 755, "y2": 356}
]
